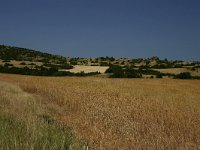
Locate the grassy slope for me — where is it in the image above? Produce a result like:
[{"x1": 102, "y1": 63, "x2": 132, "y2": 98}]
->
[
  {"x1": 0, "y1": 74, "x2": 200, "y2": 149},
  {"x1": 0, "y1": 80, "x2": 86, "y2": 150}
]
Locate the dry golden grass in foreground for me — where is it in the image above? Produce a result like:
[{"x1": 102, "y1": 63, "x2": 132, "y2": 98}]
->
[
  {"x1": 0, "y1": 74, "x2": 200, "y2": 149},
  {"x1": 0, "y1": 80, "x2": 86, "y2": 149}
]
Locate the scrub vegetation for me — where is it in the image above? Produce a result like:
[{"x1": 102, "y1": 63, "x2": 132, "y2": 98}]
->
[{"x1": 1, "y1": 45, "x2": 200, "y2": 79}]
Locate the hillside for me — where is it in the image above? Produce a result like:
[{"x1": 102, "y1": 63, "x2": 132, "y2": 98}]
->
[
  {"x1": 0, "y1": 45, "x2": 66, "y2": 63},
  {"x1": 0, "y1": 45, "x2": 80, "y2": 76},
  {"x1": 0, "y1": 45, "x2": 200, "y2": 79}
]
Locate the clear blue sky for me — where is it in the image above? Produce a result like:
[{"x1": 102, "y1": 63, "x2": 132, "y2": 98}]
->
[{"x1": 0, "y1": 0, "x2": 200, "y2": 60}]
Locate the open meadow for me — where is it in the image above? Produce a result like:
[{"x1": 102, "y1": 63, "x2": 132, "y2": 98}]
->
[
  {"x1": 0, "y1": 74, "x2": 200, "y2": 149},
  {"x1": 66, "y1": 65, "x2": 109, "y2": 73}
]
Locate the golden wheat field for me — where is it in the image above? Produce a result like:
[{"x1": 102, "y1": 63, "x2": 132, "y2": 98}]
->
[{"x1": 0, "y1": 73, "x2": 200, "y2": 150}]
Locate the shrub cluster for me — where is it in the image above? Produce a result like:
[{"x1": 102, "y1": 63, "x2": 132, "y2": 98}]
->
[
  {"x1": 0, "y1": 65, "x2": 100, "y2": 77},
  {"x1": 44, "y1": 63, "x2": 73, "y2": 69},
  {"x1": 105, "y1": 65, "x2": 142, "y2": 78},
  {"x1": 173, "y1": 72, "x2": 200, "y2": 80},
  {"x1": 174, "y1": 72, "x2": 192, "y2": 79},
  {"x1": 106, "y1": 65, "x2": 176, "y2": 78}
]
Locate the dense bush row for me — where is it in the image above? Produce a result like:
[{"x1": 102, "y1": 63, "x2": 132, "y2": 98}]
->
[
  {"x1": 43, "y1": 63, "x2": 73, "y2": 69},
  {"x1": 0, "y1": 65, "x2": 100, "y2": 77},
  {"x1": 105, "y1": 65, "x2": 200, "y2": 79},
  {"x1": 105, "y1": 65, "x2": 172, "y2": 78},
  {"x1": 174, "y1": 72, "x2": 200, "y2": 79},
  {"x1": 174, "y1": 72, "x2": 192, "y2": 79},
  {"x1": 105, "y1": 65, "x2": 142, "y2": 78}
]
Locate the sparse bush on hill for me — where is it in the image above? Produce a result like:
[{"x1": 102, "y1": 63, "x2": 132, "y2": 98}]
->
[
  {"x1": 98, "y1": 56, "x2": 115, "y2": 62},
  {"x1": 44, "y1": 63, "x2": 73, "y2": 69},
  {"x1": 69, "y1": 58, "x2": 78, "y2": 65},
  {"x1": 0, "y1": 45, "x2": 66, "y2": 63},
  {"x1": 108, "y1": 56, "x2": 115, "y2": 61},
  {"x1": 1, "y1": 44, "x2": 200, "y2": 80},
  {"x1": 151, "y1": 63, "x2": 172, "y2": 69}
]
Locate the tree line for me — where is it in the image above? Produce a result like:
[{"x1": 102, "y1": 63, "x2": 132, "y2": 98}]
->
[{"x1": 0, "y1": 65, "x2": 100, "y2": 77}]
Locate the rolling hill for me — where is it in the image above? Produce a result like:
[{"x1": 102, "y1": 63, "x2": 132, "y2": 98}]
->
[
  {"x1": 0, "y1": 45, "x2": 66, "y2": 63},
  {"x1": 0, "y1": 45, "x2": 200, "y2": 79}
]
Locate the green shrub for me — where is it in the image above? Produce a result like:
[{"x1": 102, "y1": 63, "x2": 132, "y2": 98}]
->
[
  {"x1": 174, "y1": 72, "x2": 192, "y2": 79},
  {"x1": 4, "y1": 63, "x2": 13, "y2": 67},
  {"x1": 156, "y1": 74, "x2": 163, "y2": 78},
  {"x1": 0, "y1": 65, "x2": 100, "y2": 77},
  {"x1": 106, "y1": 65, "x2": 142, "y2": 78}
]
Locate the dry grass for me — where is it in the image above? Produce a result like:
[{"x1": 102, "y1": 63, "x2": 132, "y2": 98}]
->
[
  {"x1": 66, "y1": 65, "x2": 109, "y2": 73},
  {"x1": 0, "y1": 74, "x2": 200, "y2": 149},
  {"x1": 0, "y1": 79, "x2": 86, "y2": 150}
]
